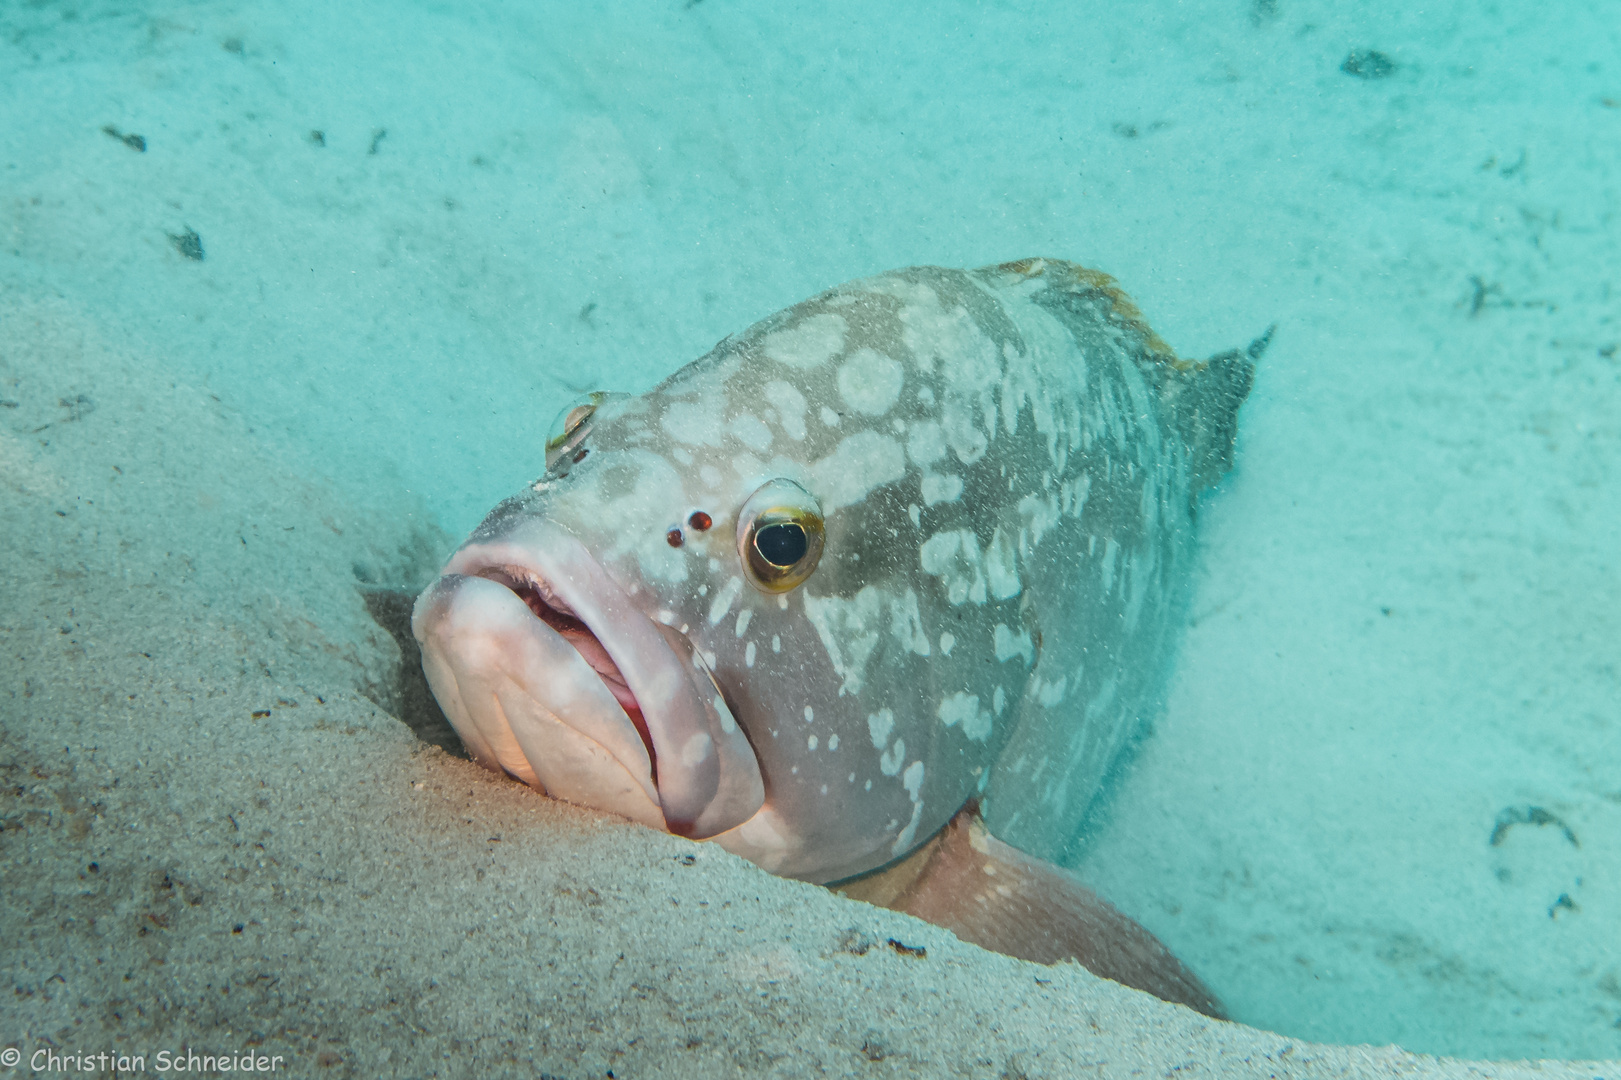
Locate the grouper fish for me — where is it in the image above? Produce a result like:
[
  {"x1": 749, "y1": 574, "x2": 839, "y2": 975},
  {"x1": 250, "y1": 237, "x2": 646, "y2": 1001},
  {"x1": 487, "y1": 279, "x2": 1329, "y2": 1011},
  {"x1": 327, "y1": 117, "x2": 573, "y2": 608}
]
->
[{"x1": 412, "y1": 258, "x2": 1259, "y2": 1017}]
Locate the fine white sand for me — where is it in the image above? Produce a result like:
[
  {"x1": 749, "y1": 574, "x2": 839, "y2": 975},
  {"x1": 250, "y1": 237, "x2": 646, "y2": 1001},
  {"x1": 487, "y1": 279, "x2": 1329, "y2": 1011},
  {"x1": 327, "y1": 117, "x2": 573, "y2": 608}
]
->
[{"x1": 2, "y1": 0, "x2": 1617, "y2": 1074}]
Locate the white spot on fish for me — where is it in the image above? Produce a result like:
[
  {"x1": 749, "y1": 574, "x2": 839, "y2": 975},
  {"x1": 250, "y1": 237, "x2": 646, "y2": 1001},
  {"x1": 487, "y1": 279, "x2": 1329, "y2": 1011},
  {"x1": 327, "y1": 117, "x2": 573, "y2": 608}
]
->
[
  {"x1": 889, "y1": 588, "x2": 931, "y2": 656},
  {"x1": 810, "y1": 432, "x2": 905, "y2": 512},
  {"x1": 920, "y1": 529, "x2": 986, "y2": 605},
  {"x1": 938, "y1": 691, "x2": 993, "y2": 741},
  {"x1": 777, "y1": 595, "x2": 788, "y2": 611},
  {"x1": 803, "y1": 588, "x2": 884, "y2": 696},
  {"x1": 902, "y1": 760, "x2": 925, "y2": 799},
  {"x1": 908, "y1": 504, "x2": 921, "y2": 528},
  {"x1": 865, "y1": 779, "x2": 873, "y2": 791},
  {"x1": 867, "y1": 708, "x2": 894, "y2": 749},
  {"x1": 729, "y1": 413, "x2": 774, "y2": 451},
  {"x1": 828, "y1": 734, "x2": 839, "y2": 751},
  {"x1": 662, "y1": 401, "x2": 723, "y2": 446},
  {"x1": 939, "y1": 631, "x2": 955, "y2": 655},
  {"x1": 906, "y1": 420, "x2": 946, "y2": 467},
  {"x1": 993, "y1": 623, "x2": 1035, "y2": 666},
  {"x1": 771, "y1": 634, "x2": 782, "y2": 653},
  {"x1": 993, "y1": 685, "x2": 1006, "y2": 716},
  {"x1": 942, "y1": 396, "x2": 988, "y2": 464},
  {"x1": 804, "y1": 706, "x2": 814, "y2": 723},
  {"x1": 703, "y1": 577, "x2": 742, "y2": 625},
  {"x1": 895, "y1": 280, "x2": 997, "y2": 382},
  {"x1": 681, "y1": 733, "x2": 713, "y2": 766},
  {"x1": 921, "y1": 473, "x2": 963, "y2": 505},
  {"x1": 808, "y1": 735, "x2": 818, "y2": 751},
  {"x1": 879, "y1": 738, "x2": 906, "y2": 776},
  {"x1": 1100, "y1": 537, "x2": 1120, "y2": 594},
  {"x1": 763, "y1": 312, "x2": 847, "y2": 369},
  {"x1": 892, "y1": 760, "x2": 927, "y2": 854},
  {"x1": 1038, "y1": 676, "x2": 1068, "y2": 706},
  {"x1": 836, "y1": 348, "x2": 904, "y2": 416},
  {"x1": 985, "y1": 526, "x2": 1021, "y2": 599},
  {"x1": 1062, "y1": 472, "x2": 1092, "y2": 518},
  {"x1": 764, "y1": 380, "x2": 808, "y2": 440},
  {"x1": 735, "y1": 609, "x2": 753, "y2": 637},
  {"x1": 819, "y1": 405, "x2": 841, "y2": 428},
  {"x1": 1018, "y1": 492, "x2": 1061, "y2": 553},
  {"x1": 745, "y1": 641, "x2": 756, "y2": 667}
]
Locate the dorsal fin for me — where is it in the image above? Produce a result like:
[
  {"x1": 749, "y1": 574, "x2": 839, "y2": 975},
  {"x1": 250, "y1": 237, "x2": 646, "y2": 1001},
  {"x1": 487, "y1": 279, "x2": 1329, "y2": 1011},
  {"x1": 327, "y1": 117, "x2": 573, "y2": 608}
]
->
[
  {"x1": 1168, "y1": 326, "x2": 1268, "y2": 492},
  {"x1": 834, "y1": 806, "x2": 1227, "y2": 1019},
  {"x1": 975, "y1": 257, "x2": 1267, "y2": 493}
]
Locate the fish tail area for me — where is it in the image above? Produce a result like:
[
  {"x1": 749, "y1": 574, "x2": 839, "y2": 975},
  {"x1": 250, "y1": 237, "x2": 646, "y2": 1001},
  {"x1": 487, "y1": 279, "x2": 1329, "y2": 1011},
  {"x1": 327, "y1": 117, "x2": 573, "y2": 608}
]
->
[
  {"x1": 834, "y1": 807, "x2": 1227, "y2": 1020},
  {"x1": 975, "y1": 257, "x2": 1267, "y2": 493}
]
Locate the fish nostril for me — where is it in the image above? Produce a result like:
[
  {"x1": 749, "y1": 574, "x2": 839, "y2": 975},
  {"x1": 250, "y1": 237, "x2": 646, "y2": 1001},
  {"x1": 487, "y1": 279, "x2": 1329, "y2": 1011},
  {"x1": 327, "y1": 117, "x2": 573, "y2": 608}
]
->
[
  {"x1": 687, "y1": 510, "x2": 712, "y2": 531},
  {"x1": 666, "y1": 527, "x2": 684, "y2": 548}
]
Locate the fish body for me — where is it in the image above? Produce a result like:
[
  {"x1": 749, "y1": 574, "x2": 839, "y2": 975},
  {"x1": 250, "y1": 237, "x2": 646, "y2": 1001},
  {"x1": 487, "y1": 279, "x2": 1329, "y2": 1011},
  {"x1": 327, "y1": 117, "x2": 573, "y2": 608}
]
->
[{"x1": 413, "y1": 260, "x2": 1253, "y2": 953}]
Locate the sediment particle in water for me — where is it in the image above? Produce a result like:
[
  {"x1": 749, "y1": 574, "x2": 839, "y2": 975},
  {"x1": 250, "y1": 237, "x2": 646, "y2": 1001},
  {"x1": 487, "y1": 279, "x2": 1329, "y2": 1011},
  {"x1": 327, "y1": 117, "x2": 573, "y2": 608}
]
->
[{"x1": 1342, "y1": 50, "x2": 1395, "y2": 79}]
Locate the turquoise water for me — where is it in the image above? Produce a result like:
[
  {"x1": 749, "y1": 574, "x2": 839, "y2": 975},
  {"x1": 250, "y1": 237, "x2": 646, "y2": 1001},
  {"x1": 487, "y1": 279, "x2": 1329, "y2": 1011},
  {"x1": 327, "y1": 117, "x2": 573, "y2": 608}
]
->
[{"x1": 3, "y1": 0, "x2": 1616, "y2": 1062}]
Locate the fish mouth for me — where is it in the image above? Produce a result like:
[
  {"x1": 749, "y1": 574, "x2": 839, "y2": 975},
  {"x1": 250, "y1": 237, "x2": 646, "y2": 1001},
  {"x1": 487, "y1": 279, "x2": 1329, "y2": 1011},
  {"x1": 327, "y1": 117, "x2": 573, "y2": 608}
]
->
[
  {"x1": 474, "y1": 565, "x2": 658, "y2": 776},
  {"x1": 411, "y1": 520, "x2": 764, "y2": 839}
]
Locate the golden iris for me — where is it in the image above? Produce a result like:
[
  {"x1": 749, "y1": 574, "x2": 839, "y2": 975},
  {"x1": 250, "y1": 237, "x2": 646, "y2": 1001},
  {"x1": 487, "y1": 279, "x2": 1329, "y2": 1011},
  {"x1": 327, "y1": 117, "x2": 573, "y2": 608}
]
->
[{"x1": 737, "y1": 479, "x2": 825, "y2": 593}]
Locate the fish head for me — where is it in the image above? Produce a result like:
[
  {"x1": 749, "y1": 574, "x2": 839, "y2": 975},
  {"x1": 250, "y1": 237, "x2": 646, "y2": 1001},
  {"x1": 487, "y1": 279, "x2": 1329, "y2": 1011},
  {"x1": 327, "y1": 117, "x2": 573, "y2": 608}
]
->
[{"x1": 414, "y1": 278, "x2": 1016, "y2": 882}]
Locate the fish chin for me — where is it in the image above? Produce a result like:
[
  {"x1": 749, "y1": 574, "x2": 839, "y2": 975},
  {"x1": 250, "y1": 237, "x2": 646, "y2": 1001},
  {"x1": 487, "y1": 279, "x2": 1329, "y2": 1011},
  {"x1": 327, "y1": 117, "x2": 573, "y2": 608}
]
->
[{"x1": 412, "y1": 522, "x2": 764, "y2": 840}]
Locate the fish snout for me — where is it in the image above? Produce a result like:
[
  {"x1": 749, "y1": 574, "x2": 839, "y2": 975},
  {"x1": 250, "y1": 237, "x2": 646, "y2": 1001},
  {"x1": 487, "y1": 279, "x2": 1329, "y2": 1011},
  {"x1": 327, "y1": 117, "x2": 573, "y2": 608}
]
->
[{"x1": 413, "y1": 525, "x2": 764, "y2": 840}]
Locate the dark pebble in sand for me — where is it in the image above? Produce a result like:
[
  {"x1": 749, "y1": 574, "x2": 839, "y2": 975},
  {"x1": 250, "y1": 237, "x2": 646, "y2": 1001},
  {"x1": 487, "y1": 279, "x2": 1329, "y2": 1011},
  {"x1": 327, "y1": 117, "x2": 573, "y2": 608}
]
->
[
  {"x1": 1342, "y1": 49, "x2": 1396, "y2": 79},
  {"x1": 168, "y1": 227, "x2": 205, "y2": 261},
  {"x1": 101, "y1": 124, "x2": 146, "y2": 152}
]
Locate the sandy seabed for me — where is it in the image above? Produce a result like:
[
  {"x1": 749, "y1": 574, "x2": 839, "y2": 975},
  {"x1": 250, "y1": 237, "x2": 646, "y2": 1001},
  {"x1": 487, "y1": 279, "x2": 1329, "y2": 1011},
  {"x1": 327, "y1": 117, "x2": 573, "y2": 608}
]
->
[{"x1": 2, "y1": 0, "x2": 1617, "y2": 1076}]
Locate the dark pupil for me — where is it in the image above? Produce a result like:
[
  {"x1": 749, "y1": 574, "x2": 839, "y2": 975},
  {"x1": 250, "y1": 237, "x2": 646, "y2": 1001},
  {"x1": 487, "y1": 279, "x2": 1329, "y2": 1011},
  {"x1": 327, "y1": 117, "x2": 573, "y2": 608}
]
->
[{"x1": 754, "y1": 522, "x2": 807, "y2": 568}]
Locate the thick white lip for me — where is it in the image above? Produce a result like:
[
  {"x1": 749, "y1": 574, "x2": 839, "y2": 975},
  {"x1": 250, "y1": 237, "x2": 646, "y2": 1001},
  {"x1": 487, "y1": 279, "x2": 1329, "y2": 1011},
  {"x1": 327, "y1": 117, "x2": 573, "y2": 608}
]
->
[
  {"x1": 414, "y1": 520, "x2": 763, "y2": 839},
  {"x1": 413, "y1": 573, "x2": 666, "y2": 829}
]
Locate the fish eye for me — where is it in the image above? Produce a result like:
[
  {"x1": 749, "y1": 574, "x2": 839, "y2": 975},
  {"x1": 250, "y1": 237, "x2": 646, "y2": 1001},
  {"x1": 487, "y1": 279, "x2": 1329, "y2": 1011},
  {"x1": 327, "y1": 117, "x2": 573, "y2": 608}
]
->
[
  {"x1": 544, "y1": 391, "x2": 617, "y2": 472},
  {"x1": 737, "y1": 479, "x2": 824, "y2": 593},
  {"x1": 754, "y1": 522, "x2": 807, "y2": 565}
]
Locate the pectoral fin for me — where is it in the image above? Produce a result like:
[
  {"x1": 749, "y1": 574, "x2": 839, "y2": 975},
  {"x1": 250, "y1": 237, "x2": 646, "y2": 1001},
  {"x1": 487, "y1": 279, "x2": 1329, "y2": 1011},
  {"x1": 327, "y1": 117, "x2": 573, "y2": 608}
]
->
[{"x1": 834, "y1": 806, "x2": 1226, "y2": 1020}]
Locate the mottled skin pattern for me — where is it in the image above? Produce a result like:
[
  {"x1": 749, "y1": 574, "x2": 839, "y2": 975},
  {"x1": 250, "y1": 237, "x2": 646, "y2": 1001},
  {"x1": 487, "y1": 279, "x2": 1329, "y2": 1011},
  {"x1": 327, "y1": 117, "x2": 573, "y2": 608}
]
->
[{"x1": 432, "y1": 259, "x2": 1252, "y2": 884}]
